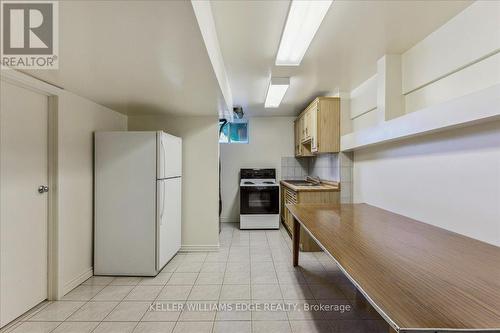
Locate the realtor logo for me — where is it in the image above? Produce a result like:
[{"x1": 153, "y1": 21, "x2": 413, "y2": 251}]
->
[{"x1": 1, "y1": 0, "x2": 58, "y2": 69}]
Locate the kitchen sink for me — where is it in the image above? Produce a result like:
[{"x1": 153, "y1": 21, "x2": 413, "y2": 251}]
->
[{"x1": 284, "y1": 180, "x2": 320, "y2": 186}]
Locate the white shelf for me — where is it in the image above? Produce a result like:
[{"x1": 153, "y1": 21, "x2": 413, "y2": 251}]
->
[{"x1": 341, "y1": 84, "x2": 500, "y2": 151}]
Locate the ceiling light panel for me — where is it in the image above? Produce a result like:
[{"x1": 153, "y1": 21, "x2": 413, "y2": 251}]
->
[
  {"x1": 276, "y1": 0, "x2": 333, "y2": 66},
  {"x1": 265, "y1": 77, "x2": 290, "y2": 108}
]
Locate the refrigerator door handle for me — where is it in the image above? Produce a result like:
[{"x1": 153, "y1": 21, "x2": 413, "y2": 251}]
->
[
  {"x1": 160, "y1": 181, "x2": 166, "y2": 224},
  {"x1": 162, "y1": 135, "x2": 168, "y2": 176},
  {"x1": 159, "y1": 136, "x2": 165, "y2": 179},
  {"x1": 161, "y1": 182, "x2": 165, "y2": 225}
]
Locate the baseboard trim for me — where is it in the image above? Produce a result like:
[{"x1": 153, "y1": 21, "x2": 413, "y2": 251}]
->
[
  {"x1": 62, "y1": 267, "x2": 93, "y2": 296},
  {"x1": 179, "y1": 245, "x2": 220, "y2": 252}
]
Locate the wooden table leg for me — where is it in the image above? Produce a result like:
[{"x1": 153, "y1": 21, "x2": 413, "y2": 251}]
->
[{"x1": 292, "y1": 217, "x2": 300, "y2": 267}]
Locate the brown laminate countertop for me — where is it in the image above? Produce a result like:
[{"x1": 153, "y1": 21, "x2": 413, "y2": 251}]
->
[
  {"x1": 280, "y1": 180, "x2": 339, "y2": 192},
  {"x1": 286, "y1": 203, "x2": 500, "y2": 331}
]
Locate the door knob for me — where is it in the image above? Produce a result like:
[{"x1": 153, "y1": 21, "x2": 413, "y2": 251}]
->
[{"x1": 38, "y1": 185, "x2": 49, "y2": 194}]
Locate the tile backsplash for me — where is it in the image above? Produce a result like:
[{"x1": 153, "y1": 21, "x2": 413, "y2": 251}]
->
[
  {"x1": 280, "y1": 153, "x2": 353, "y2": 203},
  {"x1": 280, "y1": 157, "x2": 309, "y2": 180},
  {"x1": 339, "y1": 152, "x2": 353, "y2": 204},
  {"x1": 309, "y1": 154, "x2": 339, "y2": 181},
  {"x1": 280, "y1": 153, "x2": 339, "y2": 182}
]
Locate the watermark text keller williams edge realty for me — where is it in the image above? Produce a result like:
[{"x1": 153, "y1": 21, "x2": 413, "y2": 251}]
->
[{"x1": 1, "y1": 0, "x2": 58, "y2": 69}]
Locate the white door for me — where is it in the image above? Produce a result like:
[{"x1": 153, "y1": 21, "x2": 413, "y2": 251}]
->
[
  {"x1": 157, "y1": 177, "x2": 181, "y2": 270},
  {"x1": 0, "y1": 81, "x2": 49, "y2": 327},
  {"x1": 157, "y1": 132, "x2": 182, "y2": 179}
]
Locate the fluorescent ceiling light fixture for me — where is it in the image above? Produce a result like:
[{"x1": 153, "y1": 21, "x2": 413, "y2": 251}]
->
[
  {"x1": 276, "y1": 0, "x2": 333, "y2": 66},
  {"x1": 265, "y1": 77, "x2": 290, "y2": 108}
]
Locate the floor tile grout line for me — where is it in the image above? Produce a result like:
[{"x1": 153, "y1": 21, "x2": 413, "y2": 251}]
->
[
  {"x1": 275, "y1": 226, "x2": 295, "y2": 330},
  {"x1": 267, "y1": 230, "x2": 284, "y2": 302},
  {"x1": 29, "y1": 298, "x2": 89, "y2": 331},
  {"x1": 13, "y1": 278, "x2": 113, "y2": 332},
  {"x1": 87, "y1": 279, "x2": 140, "y2": 333},
  {"x1": 135, "y1": 256, "x2": 186, "y2": 331},
  {"x1": 166, "y1": 254, "x2": 199, "y2": 333},
  {"x1": 275, "y1": 223, "x2": 350, "y2": 331},
  {"x1": 18, "y1": 300, "x2": 51, "y2": 322},
  {"x1": 9, "y1": 223, "x2": 384, "y2": 333},
  {"x1": 36, "y1": 298, "x2": 91, "y2": 333}
]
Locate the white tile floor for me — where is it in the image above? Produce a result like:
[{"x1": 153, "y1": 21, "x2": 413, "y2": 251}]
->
[{"x1": 2, "y1": 223, "x2": 388, "y2": 333}]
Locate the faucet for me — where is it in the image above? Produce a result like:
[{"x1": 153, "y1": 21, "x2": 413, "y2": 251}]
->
[{"x1": 307, "y1": 176, "x2": 321, "y2": 185}]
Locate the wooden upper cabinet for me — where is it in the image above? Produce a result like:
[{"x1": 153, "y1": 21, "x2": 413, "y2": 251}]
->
[
  {"x1": 294, "y1": 97, "x2": 340, "y2": 156},
  {"x1": 294, "y1": 120, "x2": 300, "y2": 156},
  {"x1": 309, "y1": 102, "x2": 318, "y2": 152},
  {"x1": 303, "y1": 108, "x2": 311, "y2": 142},
  {"x1": 295, "y1": 114, "x2": 313, "y2": 157}
]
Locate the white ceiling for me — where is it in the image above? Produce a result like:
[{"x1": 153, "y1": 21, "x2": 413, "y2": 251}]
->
[
  {"x1": 211, "y1": 0, "x2": 472, "y2": 116},
  {"x1": 24, "y1": 0, "x2": 471, "y2": 117},
  {"x1": 25, "y1": 0, "x2": 225, "y2": 116}
]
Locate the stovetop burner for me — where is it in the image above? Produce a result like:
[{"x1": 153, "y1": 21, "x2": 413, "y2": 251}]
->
[{"x1": 240, "y1": 169, "x2": 277, "y2": 187}]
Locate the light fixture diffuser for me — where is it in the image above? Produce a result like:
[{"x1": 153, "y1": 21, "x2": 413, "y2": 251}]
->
[
  {"x1": 265, "y1": 77, "x2": 290, "y2": 108},
  {"x1": 276, "y1": 0, "x2": 333, "y2": 66}
]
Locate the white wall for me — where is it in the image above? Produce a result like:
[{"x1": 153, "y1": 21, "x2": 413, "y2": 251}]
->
[
  {"x1": 57, "y1": 91, "x2": 127, "y2": 295},
  {"x1": 402, "y1": 1, "x2": 500, "y2": 114},
  {"x1": 353, "y1": 120, "x2": 500, "y2": 247},
  {"x1": 402, "y1": 1, "x2": 500, "y2": 94},
  {"x1": 220, "y1": 117, "x2": 295, "y2": 222},
  {"x1": 350, "y1": 75, "x2": 377, "y2": 119},
  {"x1": 345, "y1": 1, "x2": 500, "y2": 138},
  {"x1": 404, "y1": 53, "x2": 500, "y2": 114},
  {"x1": 128, "y1": 115, "x2": 220, "y2": 250},
  {"x1": 347, "y1": 1, "x2": 500, "y2": 248},
  {"x1": 352, "y1": 109, "x2": 379, "y2": 133},
  {"x1": 350, "y1": 75, "x2": 378, "y2": 132}
]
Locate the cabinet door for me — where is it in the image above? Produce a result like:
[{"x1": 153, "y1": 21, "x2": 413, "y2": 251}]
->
[
  {"x1": 284, "y1": 188, "x2": 297, "y2": 231},
  {"x1": 294, "y1": 121, "x2": 300, "y2": 156},
  {"x1": 302, "y1": 112, "x2": 307, "y2": 140},
  {"x1": 282, "y1": 196, "x2": 286, "y2": 219},
  {"x1": 299, "y1": 116, "x2": 305, "y2": 142},
  {"x1": 298, "y1": 115, "x2": 302, "y2": 142},
  {"x1": 310, "y1": 106, "x2": 318, "y2": 152},
  {"x1": 304, "y1": 110, "x2": 310, "y2": 140},
  {"x1": 294, "y1": 97, "x2": 340, "y2": 155}
]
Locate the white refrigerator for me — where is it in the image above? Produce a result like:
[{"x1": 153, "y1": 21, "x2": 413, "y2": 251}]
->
[{"x1": 94, "y1": 131, "x2": 182, "y2": 276}]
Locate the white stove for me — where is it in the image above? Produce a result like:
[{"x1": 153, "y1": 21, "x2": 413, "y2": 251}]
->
[{"x1": 239, "y1": 169, "x2": 280, "y2": 230}]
